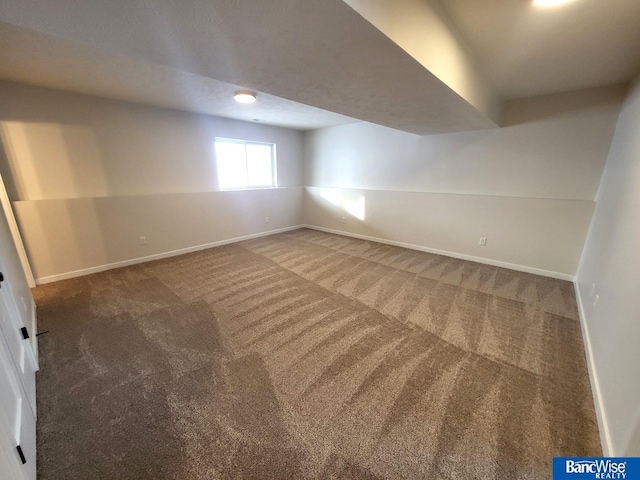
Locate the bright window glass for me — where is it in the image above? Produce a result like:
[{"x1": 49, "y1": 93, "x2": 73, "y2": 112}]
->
[{"x1": 215, "y1": 138, "x2": 276, "y2": 189}]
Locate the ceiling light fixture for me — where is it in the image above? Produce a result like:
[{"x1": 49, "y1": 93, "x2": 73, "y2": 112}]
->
[
  {"x1": 533, "y1": 0, "x2": 574, "y2": 6},
  {"x1": 234, "y1": 91, "x2": 257, "y2": 104}
]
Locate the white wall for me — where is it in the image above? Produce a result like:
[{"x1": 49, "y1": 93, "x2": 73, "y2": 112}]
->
[
  {"x1": 0, "y1": 81, "x2": 304, "y2": 283},
  {"x1": 304, "y1": 86, "x2": 624, "y2": 277},
  {"x1": 13, "y1": 189, "x2": 302, "y2": 283},
  {"x1": 575, "y1": 77, "x2": 640, "y2": 456},
  {"x1": 305, "y1": 187, "x2": 593, "y2": 277},
  {"x1": 0, "y1": 81, "x2": 303, "y2": 200}
]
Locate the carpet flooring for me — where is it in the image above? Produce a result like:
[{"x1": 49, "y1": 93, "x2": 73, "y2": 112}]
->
[{"x1": 33, "y1": 228, "x2": 601, "y2": 479}]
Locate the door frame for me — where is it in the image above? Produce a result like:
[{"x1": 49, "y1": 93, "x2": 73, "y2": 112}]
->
[{"x1": 0, "y1": 173, "x2": 34, "y2": 288}]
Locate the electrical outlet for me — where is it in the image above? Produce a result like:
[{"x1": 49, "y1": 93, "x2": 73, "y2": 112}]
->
[
  {"x1": 479, "y1": 237, "x2": 487, "y2": 246},
  {"x1": 139, "y1": 236, "x2": 147, "y2": 245},
  {"x1": 593, "y1": 294, "x2": 600, "y2": 309},
  {"x1": 590, "y1": 282, "x2": 597, "y2": 298},
  {"x1": 265, "y1": 216, "x2": 270, "y2": 223}
]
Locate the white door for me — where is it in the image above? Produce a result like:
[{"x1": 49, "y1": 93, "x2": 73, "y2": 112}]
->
[
  {"x1": 0, "y1": 266, "x2": 37, "y2": 418},
  {"x1": 0, "y1": 290, "x2": 36, "y2": 480}
]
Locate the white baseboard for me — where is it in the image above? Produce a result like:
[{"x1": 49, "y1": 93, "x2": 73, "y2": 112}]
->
[
  {"x1": 35, "y1": 225, "x2": 304, "y2": 285},
  {"x1": 574, "y1": 281, "x2": 613, "y2": 456},
  {"x1": 303, "y1": 224, "x2": 575, "y2": 281}
]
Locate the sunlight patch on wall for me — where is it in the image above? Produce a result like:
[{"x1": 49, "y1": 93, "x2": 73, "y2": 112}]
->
[
  {"x1": 1, "y1": 121, "x2": 44, "y2": 201},
  {"x1": 1, "y1": 122, "x2": 107, "y2": 200},
  {"x1": 320, "y1": 187, "x2": 366, "y2": 220},
  {"x1": 13, "y1": 198, "x2": 108, "y2": 280}
]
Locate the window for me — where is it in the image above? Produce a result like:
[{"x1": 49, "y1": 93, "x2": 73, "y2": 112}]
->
[{"x1": 215, "y1": 138, "x2": 277, "y2": 189}]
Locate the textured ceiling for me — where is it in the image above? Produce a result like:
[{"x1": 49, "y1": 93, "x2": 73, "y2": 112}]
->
[
  {"x1": 0, "y1": 0, "x2": 496, "y2": 135},
  {"x1": 438, "y1": 0, "x2": 640, "y2": 98},
  {"x1": 0, "y1": 22, "x2": 355, "y2": 131},
  {"x1": 0, "y1": 0, "x2": 638, "y2": 133}
]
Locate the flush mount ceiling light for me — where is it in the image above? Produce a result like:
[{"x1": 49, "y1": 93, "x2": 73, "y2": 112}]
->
[
  {"x1": 234, "y1": 91, "x2": 257, "y2": 104},
  {"x1": 533, "y1": 0, "x2": 575, "y2": 6}
]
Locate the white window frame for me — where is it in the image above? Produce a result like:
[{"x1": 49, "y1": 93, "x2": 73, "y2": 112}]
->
[{"x1": 214, "y1": 137, "x2": 277, "y2": 190}]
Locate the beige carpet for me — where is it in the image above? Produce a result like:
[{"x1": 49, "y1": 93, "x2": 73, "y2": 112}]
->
[{"x1": 34, "y1": 228, "x2": 601, "y2": 479}]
